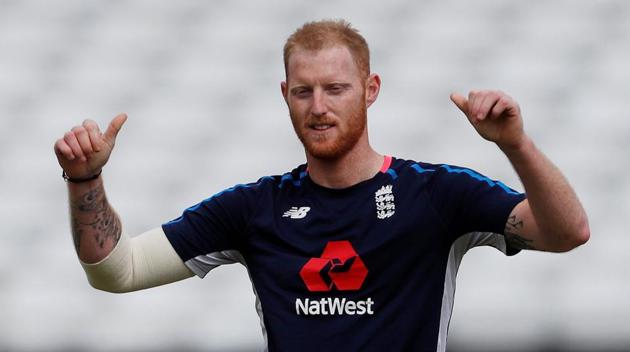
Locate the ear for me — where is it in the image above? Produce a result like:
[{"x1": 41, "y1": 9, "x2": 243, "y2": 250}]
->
[
  {"x1": 281, "y1": 81, "x2": 289, "y2": 104},
  {"x1": 365, "y1": 74, "x2": 381, "y2": 108}
]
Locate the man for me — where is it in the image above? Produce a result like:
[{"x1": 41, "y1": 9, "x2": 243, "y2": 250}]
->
[{"x1": 54, "y1": 20, "x2": 589, "y2": 351}]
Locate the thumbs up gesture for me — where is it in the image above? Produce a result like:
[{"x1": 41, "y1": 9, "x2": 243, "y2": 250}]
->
[
  {"x1": 54, "y1": 113, "x2": 128, "y2": 179},
  {"x1": 450, "y1": 90, "x2": 526, "y2": 150}
]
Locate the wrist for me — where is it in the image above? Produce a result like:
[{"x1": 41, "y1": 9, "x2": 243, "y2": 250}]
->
[
  {"x1": 62, "y1": 169, "x2": 102, "y2": 183},
  {"x1": 498, "y1": 135, "x2": 533, "y2": 156}
]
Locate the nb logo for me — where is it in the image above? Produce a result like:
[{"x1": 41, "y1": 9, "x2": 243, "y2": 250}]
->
[{"x1": 283, "y1": 206, "x2": 311, "y2": 219}]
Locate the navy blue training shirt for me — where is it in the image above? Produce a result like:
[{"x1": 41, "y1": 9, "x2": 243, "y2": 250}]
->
[{"x1": 162, "y1": 156, "x2": 526, "y2": 352}]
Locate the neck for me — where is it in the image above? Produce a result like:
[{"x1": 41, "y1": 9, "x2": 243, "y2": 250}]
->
[{"x1": 306, "y1": 142, "x2": 384, "y2": 189}]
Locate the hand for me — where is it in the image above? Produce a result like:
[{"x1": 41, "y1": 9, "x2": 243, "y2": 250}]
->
[
  {"x1": 54, "y1": 113, "x2": 127, "y2": 179},
  {"x1": 450, "y1": 90, "x2": 525, "y2": 150}
]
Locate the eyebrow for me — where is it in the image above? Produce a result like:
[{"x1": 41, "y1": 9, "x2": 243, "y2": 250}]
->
[
  {"x1": 289, "y1": 82, "x2": 352, "y2": 94},
  {"x1": 325, "y1": 83, "x2": 352, "y2": 89}
]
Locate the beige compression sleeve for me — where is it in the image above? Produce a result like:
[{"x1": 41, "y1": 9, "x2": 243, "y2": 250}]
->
[{"x1": 80, "y1": 227, "x2": 194, "y2": 293}]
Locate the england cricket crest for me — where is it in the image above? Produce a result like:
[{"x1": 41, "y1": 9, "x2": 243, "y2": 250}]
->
[{"x1": 375, "y1": 184, "x2": 395, "y2": 219}]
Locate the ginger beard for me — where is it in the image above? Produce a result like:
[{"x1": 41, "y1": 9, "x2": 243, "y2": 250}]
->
[{"x1": 289, "y1": 94, "x2": 367, "y2": 160}]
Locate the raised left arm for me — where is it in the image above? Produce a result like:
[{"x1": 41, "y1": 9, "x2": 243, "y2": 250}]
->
[{"x1": 450, "y1": 90, "x2": 590, "y2": 252}]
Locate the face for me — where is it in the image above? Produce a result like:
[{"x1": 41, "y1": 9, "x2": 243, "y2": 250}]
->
[{"x1": 281, "y1": 46, "x2": 380, "y2": 160}]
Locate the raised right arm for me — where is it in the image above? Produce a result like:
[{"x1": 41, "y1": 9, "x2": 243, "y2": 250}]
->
[
  {"x1": 55, "y1": 114, "x2": 193, "y2": 292},
  {"x1": 55, "y1": 114, "x2": 127, "y2": 262}
]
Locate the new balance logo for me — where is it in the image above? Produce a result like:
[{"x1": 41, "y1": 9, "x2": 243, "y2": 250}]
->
[
  {"x1": 283, "y1": 206, "x2": 311, "y2": 219},
  {"x1": 375, "y1": 184, "x2": 395, "y2": 219}
]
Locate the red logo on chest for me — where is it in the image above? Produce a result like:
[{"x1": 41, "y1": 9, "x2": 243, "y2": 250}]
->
[{"x1": 299, "y1": 240, "x2": 368, "y2": 292}]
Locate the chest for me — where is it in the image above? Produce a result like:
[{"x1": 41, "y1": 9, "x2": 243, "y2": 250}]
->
[{"x1": 242, "y1": 182, "x2": 450, "y2": 294}]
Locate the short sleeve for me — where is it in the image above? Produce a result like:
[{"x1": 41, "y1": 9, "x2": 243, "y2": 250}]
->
[
  {"x1": 161, "y1": 182, "x2": 259, "y2": 277},
  {"x1": 426, "y1": 164, "x2": 526, "y2": 247}
]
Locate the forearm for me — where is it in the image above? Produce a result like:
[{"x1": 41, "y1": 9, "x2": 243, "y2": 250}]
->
[
  {"x1": 68, "y1": 176, "x2": 122, "y2": 263},
  {"x1": 81, "y1": 227, "x2": 194, "y2": 293},
  {"x1": 501, "y1": 136, "x2": 590, "y2": 248},
  {"x1": 55, "y1": 114, "x2": 187, "y2": 291}
]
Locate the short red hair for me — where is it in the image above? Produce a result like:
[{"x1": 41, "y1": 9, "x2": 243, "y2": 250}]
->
[{"x1": 283, "y1": 19, "x2": 371, "y2": 80}]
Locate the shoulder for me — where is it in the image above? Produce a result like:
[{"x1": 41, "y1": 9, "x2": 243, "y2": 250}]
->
[
  {"x1": 389, "y1": 156, "x2": 515, "y2": 193},
  {"x1": 388, "y1": 156, "x2": 458, "y2": 182},
  {"x1": 393, "y1": 157, "x2": 524, "y2": 200},
  {"x1": 391, "y1": 157, "x2": 490, "y2": 181},
  {"x1": 207, "y1": 164, "x2": 308, "y2": 201}
]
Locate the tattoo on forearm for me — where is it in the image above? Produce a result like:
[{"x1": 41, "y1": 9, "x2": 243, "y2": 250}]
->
[
  {"x1": 70, "y1": 186, "x2": 121, "y2": 253},
  {"x1": 71, "y1": 215, "x2": 82, "y2": 252},
  {"x1": 504, "y1": 214, "x2": 534, "y2": 250},
  {"x1": 76, "y1": 188, "x2": 107, "y2": 212}
]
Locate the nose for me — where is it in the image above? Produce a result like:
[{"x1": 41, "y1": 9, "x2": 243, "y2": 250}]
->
[{"x1": 311, "y1": 89, "x2": 327, "y2": 117}]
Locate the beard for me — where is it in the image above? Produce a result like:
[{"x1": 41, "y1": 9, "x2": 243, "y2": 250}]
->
[{"x1": 289, "y1": 100, "x2": 367, "y2": 160}]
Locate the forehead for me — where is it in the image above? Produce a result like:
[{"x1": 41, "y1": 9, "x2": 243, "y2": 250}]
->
[{"x1": 286, "y1": 46, "x2": 361, "y2": 85}]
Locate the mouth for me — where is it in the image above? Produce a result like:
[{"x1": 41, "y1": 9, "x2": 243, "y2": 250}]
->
[
  {"x1": 308, "y1": 121, "x2": 336, "y2": 132},
  {"x1": 312, "y1": 124, "x2": 333, "y2": 131}
]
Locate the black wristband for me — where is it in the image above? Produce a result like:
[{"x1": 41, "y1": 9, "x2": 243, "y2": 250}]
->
[{"x1": 62, "y1": 169, "x2": 102, "y2": 183}]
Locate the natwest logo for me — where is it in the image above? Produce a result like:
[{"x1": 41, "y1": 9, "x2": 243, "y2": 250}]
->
[{"x1": 299, "y1": 240, "x2": 368, "y2": 292}]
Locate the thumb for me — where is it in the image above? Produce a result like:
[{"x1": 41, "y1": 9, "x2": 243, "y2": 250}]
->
[
  {"x1": 103, "y1": 113, "x2": 128, "y2": 145},
  {"x1": 449, "y1": 93, "x2": 469, "y2": 115}
]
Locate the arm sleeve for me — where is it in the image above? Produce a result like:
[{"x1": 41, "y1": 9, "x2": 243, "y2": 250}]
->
[
  {"x1": 161, "y1": 182, "x2": 259, "y2": 278},
  {"x1": 80, "y1": 227, "x2": 194, "y2": 293},
  {"x1": 426, "y1": 164, "x2": 526, "y2": 253}
]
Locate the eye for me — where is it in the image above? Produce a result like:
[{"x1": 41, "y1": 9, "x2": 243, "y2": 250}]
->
[
  {"x1": 292, "y1": 88, "x2": 311, "y2": 98},
  {"x1": 327, "y1": 84, "x2": 347, "y2": 95}
]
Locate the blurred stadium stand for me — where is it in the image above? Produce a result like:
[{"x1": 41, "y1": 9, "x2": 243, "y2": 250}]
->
[{"x1": 0, "y1": 0, "x2": 628, "y2": 351}]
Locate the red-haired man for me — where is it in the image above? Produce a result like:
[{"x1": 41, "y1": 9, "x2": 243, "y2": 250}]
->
[{"x1": 55, "y1": 19, "x2": 589, "y2": 351}]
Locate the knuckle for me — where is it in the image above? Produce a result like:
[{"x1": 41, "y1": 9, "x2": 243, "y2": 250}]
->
[
  {"x1": 73, "y1": 126, "x2": 87, "y2": 135},
  {"x1": 57, "y1": 139, "x2": 68, "y2": 150},
  {"x1": 83, "y1": 119, "x2": 98, "y2": 130}
]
